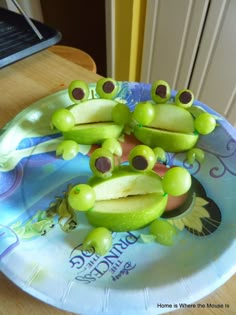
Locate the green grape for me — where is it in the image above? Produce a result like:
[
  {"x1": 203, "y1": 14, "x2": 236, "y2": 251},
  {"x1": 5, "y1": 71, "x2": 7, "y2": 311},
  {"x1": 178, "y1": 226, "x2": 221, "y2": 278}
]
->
[
  {"x1": 194, "y1": 112, "x2": 216, "y2": 135},
  {"x1": 51, "y1": 108, "x2": 75, "y2": 131},
  {"x1": 102, "y1": 138, "x2": 122, "y2": 157},
  {"x1": 82, "y1": 227, "x2": 112, "y2": 256},
  {"x1": 132, "y1": 102, "x2": 155, "y2": 125},
  {"x1": 162, "y1": 166, "x2": 191, "y2": 196},
  {"x1": 175, "y1": 89, "x2": 194, "y2": 108},
  {"x1": 187, "y1": 148, "x2": 205, "y2": 164},
  {"x1": 89, "y1": 148, "x2": 115, "y2": 178},
  {"x1": 96, "y1": 77, "x2": 120, "y2": 99},
  {"x1": 150, "y1": 219, "x2": 177, "y2": 246},
  {"x1": 151, "y1": 80, "x2": 171, "y2": 103},
  {"x1": 153, "y1": 147, "x2": 166, "y2": 163},
  {"x1": 112, "y1": 103, "x2": 131, "y2": 125},
  {"x1": 68, "y1": 184, "x2": 96, "y2": 211},
  {"x1": 128, "y1": 145, "x2": 156, "y2": 172},
  {"x1": 56, "y1": 140, "x2": 80, "y2": 160},
  {"x1": 68, "y1": 80, "x2": 89, "y2": 103}
]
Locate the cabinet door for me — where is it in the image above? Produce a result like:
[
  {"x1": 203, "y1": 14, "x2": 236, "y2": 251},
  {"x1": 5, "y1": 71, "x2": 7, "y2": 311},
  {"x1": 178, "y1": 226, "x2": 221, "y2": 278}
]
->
[
  {"x1": 189, "y1": 0, "x2": 236, "y2": 126},
  {"x1": 140, "y1": 0, "x2": 210, "y2": 90}
]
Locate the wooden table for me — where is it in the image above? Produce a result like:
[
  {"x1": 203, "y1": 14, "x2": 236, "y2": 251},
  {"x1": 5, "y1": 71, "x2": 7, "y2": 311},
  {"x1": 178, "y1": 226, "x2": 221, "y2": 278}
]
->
[{"x1": 0, "y1": 50, "x2": 235, "y2": 315}]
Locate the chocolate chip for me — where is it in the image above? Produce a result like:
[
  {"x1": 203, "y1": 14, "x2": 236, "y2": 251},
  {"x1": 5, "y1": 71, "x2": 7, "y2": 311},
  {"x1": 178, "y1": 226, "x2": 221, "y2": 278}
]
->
[
  {"x1": 72, "y1": 87, "x2": 85, "y2": 100},
  {"x1": 132, "y1": 155, "x2": 148, "y2": 170},
  {"x1": 155, "y1": 85, "x2": 167, "y2": 99},
  {"x1": 103, "y1": 81, "x2": 115, "y2": 93},
  {"x1": 179, "y1": 91, "x2": 192, "y2": 104},
  {"x1": 95, "y1": 157, "x2": 112, "y2": 173}
]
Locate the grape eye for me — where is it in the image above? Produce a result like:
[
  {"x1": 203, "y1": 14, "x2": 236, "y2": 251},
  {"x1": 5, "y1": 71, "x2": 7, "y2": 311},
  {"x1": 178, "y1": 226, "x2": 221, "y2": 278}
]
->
[
  {"x1": 131, "y1": 155, "x2": 148, "y2": 171},
  {"x1": 96, "y1": 77, "x2": 120, "y2": 99},
  {"x1": 102, "y1": 81, "x2": 115, "y2": 94},
  {"x1": 179, "y1": 91, "x2": 192, "y2": 104},
  {"x1": 151, "y1": 80, "x2": 171, "y2": 103},
  {"x1": 95, "y1": 156, "x2": 112, "y2": 173},
  {"x1": 72, "y1": 87, "x2": 85, "y2": 101},
  {"x1": 90, "y1": 148, "x2": 115, "y2": 178},
  {"x1": 155, "y1": 84, "x2": 167, "y2": 99},
  {"x1": 68, "y1": 80, "x2": 89, "y2": 103},
  {"x1": 175, "y1": 89, "x2": 194, "y2": 108},
  {"x1": 128, "y1": 145, "x2": 156, "y2": 172}
]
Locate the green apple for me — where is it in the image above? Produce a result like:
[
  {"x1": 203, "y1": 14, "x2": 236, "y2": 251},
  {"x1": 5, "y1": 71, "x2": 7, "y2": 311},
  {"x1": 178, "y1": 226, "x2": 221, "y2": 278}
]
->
[
  {"x1": 87, "y1": 193, "x2": 168, "y2": 232},
  {"x1": 63, "y1": 122, "x2": 124, "y2": 144},
  {"x1": 59, "y1": 98, "x2": 125, "y2": 144},
  {"x1": 134, "y1": 126, "x2": 198, "y2": 152},
  {"x1": 133, "y1": 103, "x2": 198, "y2": 152},
  {"x1": 68, "y1": 98, "x2": 119, "y2": 124},
  {"x1": 86, "y1": 167, "x2": 167, "y2": 231}
]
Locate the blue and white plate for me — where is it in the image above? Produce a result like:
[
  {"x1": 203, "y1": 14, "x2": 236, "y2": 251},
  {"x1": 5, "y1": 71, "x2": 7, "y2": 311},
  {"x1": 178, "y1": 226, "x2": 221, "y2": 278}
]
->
[{"x1": 0, "y1": 82, "x2": 236, "y2": 315}]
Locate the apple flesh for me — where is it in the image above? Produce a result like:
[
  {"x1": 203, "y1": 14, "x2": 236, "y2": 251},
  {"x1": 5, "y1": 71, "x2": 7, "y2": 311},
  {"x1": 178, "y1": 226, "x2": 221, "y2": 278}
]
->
[
  {"x1": 88, "y1": 166, "x2": 164, "y2": 200},
  {"x1": 68, "y1": 99, "x2": 118, "y2": 124},
  {"x1": 63, "y1": 122, "x2": 124, "y2": 144},
  {"x1": 149, "y1": 104, "x2": 195, "y2": 133}
]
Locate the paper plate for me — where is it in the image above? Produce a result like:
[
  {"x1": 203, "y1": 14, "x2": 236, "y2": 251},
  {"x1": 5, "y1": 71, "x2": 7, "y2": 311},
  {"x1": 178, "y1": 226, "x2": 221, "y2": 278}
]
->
[{"x1": 0, "y1": 82, "x2": 236, "y2": 315}]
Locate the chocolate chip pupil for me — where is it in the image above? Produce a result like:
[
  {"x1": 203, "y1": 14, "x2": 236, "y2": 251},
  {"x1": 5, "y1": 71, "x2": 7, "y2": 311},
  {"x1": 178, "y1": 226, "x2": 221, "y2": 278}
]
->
[
  {"x1": 103, "y1": 81, "x2": 115, "y2": 94},
  {"x1": 179, "y1": 91, "x2": 192, "y2": 104},
  {"x1": 155, "y1": 85, "x2": 166, "y2": 98},
  {"x1": 95, "y1": 157, "x2": 111, "y2": 173},
  {"x1": 132, "y1": 155, "x2": 148, "y2": 170},
  {"x1": 72, "y1": 87, "x2": 85, "y2": 100}
]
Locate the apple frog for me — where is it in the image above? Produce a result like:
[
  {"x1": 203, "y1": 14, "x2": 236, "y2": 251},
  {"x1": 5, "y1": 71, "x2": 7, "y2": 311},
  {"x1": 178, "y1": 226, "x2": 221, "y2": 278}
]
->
[
  {"x1": 51, "y1": 78, "x2": 131, "y2": 160},
  {"x1": 132, "y1": 80, "x2": 218, "y2": 164},
  {"x1": 66, "y1": 145, "x2": 192, "y2": 254}
]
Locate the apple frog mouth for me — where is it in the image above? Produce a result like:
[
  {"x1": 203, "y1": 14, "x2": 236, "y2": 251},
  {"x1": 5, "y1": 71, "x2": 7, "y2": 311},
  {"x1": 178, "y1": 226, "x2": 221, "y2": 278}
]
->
[
  {"x1": 133, "y1": 103, "x2": 199, "y2": 152},
  {"x1": 61, "y1": 98, "x2": 125, "y2": 145},
  {"x1": 86, "y1": 166, "x2": 168, "y2": 232}
]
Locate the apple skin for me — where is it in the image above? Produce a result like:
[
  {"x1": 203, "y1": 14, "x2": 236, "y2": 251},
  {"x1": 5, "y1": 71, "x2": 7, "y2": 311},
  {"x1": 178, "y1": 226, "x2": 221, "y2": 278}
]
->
[
  {"x1": 86, "y1": 193, "x2": 168, "y2": 232},
  {"x1": 133, "y1": 125, "x2": 199, "y2": 152},
  {"x1": 63, "y1": 122, "x2": 124, "y2": 144}
]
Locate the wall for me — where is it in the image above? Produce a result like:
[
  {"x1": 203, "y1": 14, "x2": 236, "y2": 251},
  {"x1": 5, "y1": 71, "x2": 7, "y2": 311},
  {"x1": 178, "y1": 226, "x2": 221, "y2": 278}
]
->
[
  {"x1": 113, "y1": 0, "x2": 146, "y2": 81},
  {"x1": 40, "y1": 0, "x2": 107, "y2": 76}
]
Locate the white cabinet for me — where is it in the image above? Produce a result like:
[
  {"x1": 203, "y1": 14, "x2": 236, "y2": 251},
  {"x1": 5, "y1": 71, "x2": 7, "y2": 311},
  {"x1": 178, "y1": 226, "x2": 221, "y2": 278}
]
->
[
  {"x1": 189, "y1": 0, "x2": 236, "y2": 126},
  {"x1": 141, "y1": 0, "x2": 210, "y2": 89},
  {"x1": 141, "y1": 0, "x2": 236, "y2": 126}
]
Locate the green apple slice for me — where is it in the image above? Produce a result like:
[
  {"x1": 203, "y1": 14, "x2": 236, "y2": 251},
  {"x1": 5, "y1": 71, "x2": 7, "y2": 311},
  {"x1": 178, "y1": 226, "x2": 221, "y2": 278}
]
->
[
  {"x1": 68, "y1": 99, "x2": 118, "y2": 124},
  {"x1": 148, "y1": 104, "x2": 195, "y2": 133},
  {"x1": 63, "y1": 122, "x2": 124, "y2": 144},
  {"x1": 134, "y1": 125, "x2": 198, "y2": 152},
  {"x1": 86, "y1": 193, "x2": 168, "y2": 231},
  {"x1": 89, "y1": 167, "x2": 164, "y2": 200},
  {"x1": 86, "y1": 167, "x2": 166, "y2": 231}
]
